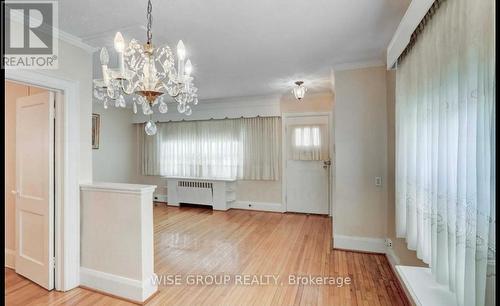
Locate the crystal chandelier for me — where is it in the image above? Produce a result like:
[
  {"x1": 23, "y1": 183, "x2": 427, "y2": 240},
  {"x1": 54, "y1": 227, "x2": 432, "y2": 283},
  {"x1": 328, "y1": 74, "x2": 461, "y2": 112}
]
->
[
  {"x1": 93, "y1": 0, "x2": 198, "y2": 135},
  {"x1": 292, "y1": 81, "x2": 307, "y2": 101}
]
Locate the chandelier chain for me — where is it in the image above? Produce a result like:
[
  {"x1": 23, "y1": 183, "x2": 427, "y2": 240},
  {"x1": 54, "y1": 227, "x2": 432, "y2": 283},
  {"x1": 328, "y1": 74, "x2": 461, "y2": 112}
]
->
[{"x1": 146, "y1": 0, "x2": 152, "y2": 44}]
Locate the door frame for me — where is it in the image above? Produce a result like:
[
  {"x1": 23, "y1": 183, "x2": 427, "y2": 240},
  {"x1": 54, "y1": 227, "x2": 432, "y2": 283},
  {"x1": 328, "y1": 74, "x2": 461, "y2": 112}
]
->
[
  {"x1": 281, "y1": 112, "x2": 333, "y2": 215},
  {"x1": 6, "y1": 69, "x2": 81, "y2": 291}
]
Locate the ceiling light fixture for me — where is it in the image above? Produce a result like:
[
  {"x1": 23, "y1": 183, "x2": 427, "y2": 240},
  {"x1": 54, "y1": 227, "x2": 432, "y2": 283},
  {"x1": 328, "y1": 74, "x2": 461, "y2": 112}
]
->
[
  {"x1": 93, "y1": 0, "x2": 198, "y2": 135},
  {"x1": 292, "y1": 81, "x2": 307, "y2": 101}
]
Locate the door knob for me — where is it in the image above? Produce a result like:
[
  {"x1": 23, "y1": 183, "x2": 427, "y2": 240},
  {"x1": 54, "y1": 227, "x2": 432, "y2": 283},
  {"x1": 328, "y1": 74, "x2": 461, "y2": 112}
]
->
[{"x1": 323, "y1": 160, "x2": 331, "y2": 169}]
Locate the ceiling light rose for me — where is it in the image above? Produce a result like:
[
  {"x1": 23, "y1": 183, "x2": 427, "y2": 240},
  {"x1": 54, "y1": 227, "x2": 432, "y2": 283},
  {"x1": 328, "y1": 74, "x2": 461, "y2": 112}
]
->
[
  {"x1": 292, "y1": 81, "x2": 307, "y2": 101},
  {"x1": 93, "y1": 0, "x2": 199, "y2": 136}
]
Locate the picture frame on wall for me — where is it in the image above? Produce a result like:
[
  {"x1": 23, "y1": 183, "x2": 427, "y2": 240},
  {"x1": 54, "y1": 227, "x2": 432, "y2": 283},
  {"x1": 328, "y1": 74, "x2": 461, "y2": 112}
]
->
[{"x1": 92, "y1": 113, "x2": 100, "y2": 149}]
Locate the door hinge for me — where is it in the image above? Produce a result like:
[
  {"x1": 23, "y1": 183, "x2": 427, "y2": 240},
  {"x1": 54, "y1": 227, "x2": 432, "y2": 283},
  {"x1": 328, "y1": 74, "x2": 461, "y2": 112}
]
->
[{"x1": 51, "y1": 257, "x2": 56, "y2": 269}]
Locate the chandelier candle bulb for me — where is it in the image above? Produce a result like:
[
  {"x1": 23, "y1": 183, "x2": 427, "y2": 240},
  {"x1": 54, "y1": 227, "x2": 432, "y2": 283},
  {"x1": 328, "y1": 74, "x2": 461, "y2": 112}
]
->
[
  {"x1": 177, "y1": 40, "x2": 186, "y2": 78},
  {"x1": 177, "y1": 40, "x2": 186, "y2": 60},
  {"x1": 114, "y1": 32, "x2": 125, "y2": 74},
  {"x1": 185, "y1": 59, "x2": 193, "y2": 76}
]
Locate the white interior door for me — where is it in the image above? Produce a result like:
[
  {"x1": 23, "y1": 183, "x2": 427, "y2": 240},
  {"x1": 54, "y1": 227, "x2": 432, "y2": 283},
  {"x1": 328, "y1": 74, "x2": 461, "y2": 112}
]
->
[
  {"x1": 15, "y1": 91, "x2": 55, "y2": 290},
  {"x1": 285, "y1": 115, "x2": 330, "y2": 214}
]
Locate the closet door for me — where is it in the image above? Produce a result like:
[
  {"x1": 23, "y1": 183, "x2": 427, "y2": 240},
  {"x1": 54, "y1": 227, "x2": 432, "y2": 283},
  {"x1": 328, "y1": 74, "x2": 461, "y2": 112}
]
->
[{"x1": 15, "y1": 91, "x2": 55, "y2": 290}]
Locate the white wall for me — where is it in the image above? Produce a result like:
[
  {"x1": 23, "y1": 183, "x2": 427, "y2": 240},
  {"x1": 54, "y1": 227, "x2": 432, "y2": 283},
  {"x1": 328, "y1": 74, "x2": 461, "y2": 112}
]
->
[
  {"x1": 333, "y1": 66, "x2": 389, "y2": 240},
  {"x1": 332, "y1": 65, "x2": 425, "y2": 265},
  {"x1": 80, "y1": 183, "x2": 157, "y2": 302},
  {"x1": 92, "y1": 103, "x2": 137, "y2": 183},
  {"x1": 43, "y1": 40, "x2": 94, "y2": 183}
]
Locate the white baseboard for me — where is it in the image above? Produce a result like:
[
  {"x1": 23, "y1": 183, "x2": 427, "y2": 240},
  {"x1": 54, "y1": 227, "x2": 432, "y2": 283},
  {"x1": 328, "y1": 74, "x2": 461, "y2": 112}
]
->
[
  {"x1": 5, "y1": 249, "x2": 15, "y2": 269},
  {"x1": 80, "y1": 267, "x2": 157, "y2": 303},
  {"x1": 385, "y1": 247, "x2": 401, "y2": 268},
  {"x1": 333, "y1": 235, "x2": 386, "y2": 253},
  {"x1": 231, "y1": 201, "x2": 284, "y2": 212},
  {"x1": 332, "y1": 236, "x2": 418, "y2": 305}
]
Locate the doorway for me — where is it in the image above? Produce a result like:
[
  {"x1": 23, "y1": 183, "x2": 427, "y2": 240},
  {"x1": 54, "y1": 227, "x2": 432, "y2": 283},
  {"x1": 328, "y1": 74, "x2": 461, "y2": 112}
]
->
[
  {"x1": 5, "y1": 81, "x2": 57, "y2": 290},
  {"x1": 283, "y1": 113, "x2": 331, "y2": 214}
]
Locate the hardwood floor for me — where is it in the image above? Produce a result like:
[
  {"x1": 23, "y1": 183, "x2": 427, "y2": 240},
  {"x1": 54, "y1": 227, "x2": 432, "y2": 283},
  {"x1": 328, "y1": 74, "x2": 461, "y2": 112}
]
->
[{"x1": 5, "y1": 205, "x2": 409, "y2": 306}]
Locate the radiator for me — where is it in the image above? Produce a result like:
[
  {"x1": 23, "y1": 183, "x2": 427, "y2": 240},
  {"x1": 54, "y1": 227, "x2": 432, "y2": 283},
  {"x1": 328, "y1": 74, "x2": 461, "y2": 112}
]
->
[
  {"x1": 166, "y1": 177, "x2": 236, "y2": 211},
  {"x1": 176, "y1": 180, "x2": 214, "y2": 205}
]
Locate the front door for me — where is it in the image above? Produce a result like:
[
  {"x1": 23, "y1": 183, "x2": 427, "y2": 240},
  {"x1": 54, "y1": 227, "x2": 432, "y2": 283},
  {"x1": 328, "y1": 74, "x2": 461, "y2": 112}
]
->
[{"x1": 285, "y1": 114, "x2": 330, "y2": 214}]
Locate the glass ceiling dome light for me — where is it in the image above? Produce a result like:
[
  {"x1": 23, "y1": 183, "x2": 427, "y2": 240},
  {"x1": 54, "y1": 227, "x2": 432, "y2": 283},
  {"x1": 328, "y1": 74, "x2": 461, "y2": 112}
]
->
[
  {"x1": 93, "y1": 0, "x2": 199, "y2": 136},
  {"x1": 292, "y1": 81, "x2": 307, "y2": 101}
]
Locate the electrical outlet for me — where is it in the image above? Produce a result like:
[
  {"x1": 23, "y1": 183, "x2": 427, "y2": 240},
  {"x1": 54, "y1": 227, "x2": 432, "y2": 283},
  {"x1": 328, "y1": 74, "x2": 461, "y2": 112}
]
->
[
  {"x1": 385, "y1": 238, "x2": 393, "y2": 248},
  {"x1": 375, "y1": 176, "x2": 382, "y2": 187},
  {"x1": 153, "y1": 194, "x2": 168, "y2": 203}
]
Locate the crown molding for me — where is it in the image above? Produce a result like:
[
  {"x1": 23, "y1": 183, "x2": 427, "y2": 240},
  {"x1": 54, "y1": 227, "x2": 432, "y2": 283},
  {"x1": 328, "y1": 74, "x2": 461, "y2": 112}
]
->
[
  {"x1": 333, "y1": 59, "x2": 385, "y2": 72},
  {"x1": 58, "y1": 30, "x2": 98, "y2": 53}
]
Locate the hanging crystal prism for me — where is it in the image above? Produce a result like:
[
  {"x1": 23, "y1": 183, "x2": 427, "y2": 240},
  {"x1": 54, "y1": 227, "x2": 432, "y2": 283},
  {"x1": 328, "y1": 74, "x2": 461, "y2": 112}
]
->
[
  {"x1": 177, "y1": 103, "x2": 186, "y2": 113},
  {"x1": 145, "y1": 117, "x2": 157, "y2": 136},
  {"x1": 185, "y1": 105, "x2": 192, "y2": 116},
  {"x1": 159, "y1": 101, "x2": 168, "y2": 114}
]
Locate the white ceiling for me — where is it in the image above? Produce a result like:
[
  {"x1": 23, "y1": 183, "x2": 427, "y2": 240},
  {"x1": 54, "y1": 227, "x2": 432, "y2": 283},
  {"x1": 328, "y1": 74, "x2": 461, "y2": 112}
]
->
[{"x1": 59, "y1": 0, "x2": 409, "y2": 100}]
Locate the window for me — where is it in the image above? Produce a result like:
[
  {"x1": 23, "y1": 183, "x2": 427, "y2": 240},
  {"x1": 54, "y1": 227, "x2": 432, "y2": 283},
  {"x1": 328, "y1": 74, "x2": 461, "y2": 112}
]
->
[
  {"x1": 140, "y1": 117, "x2": 281, "y2": 180},
  {"x1": 294, "y1": 126, "x2": 321, "y2": 148},
  {"x1": 395, "y1": 0, "x2": 495, "y2": 305},
  {"x1": 288, "y1": 124, "x2": 328, "y2": 161}
]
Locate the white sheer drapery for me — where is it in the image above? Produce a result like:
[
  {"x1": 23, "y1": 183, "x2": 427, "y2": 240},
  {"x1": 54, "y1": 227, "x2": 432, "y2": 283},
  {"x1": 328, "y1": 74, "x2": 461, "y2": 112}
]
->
[
  {"x1": 395, "y1": 0, "x2": 495, "y2": 305},
  {"x1": 141, "y1": 117, "x2": 281, "y2": 180},
  {"x1": 288, "y1": 124, "x2": 329, "y2": 160}
]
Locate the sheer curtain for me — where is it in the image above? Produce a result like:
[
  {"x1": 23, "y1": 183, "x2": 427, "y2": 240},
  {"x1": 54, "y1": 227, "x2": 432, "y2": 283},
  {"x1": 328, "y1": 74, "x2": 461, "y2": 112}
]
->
[
  {"x1": 395, "y1": 0, "x2": 495, "y2": 305},
  {"x1": 288, "y1": 124, "x2": 329, "y2": 160},
  {"x1": 239, "y1": 117, "x2": 281, "y2": 180},
  {"x1": 140, "y1": 117, "x2": 280, "y2": 180}
]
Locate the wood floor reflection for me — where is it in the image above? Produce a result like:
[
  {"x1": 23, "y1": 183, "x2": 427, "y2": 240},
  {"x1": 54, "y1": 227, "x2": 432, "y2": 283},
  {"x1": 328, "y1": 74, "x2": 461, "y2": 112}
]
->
[{"x1": 5, "y1": 204, "x2": 409, "y2": 306}]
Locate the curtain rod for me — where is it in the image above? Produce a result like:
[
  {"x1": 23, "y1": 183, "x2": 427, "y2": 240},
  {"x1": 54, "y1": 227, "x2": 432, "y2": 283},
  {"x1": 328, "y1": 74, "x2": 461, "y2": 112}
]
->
[
  {"x1": 131, "y1": 115, "x2": 281, "y2": 125},
  {"x1": 397, "y1": 0, "x2": 445, "y2": 66}
]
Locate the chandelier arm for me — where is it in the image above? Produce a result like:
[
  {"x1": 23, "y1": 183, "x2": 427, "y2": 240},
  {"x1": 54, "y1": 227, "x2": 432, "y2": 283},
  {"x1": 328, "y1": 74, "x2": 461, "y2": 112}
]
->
[{"x1": 120, "y1": 80, "x2": 131, "y2": 95}]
